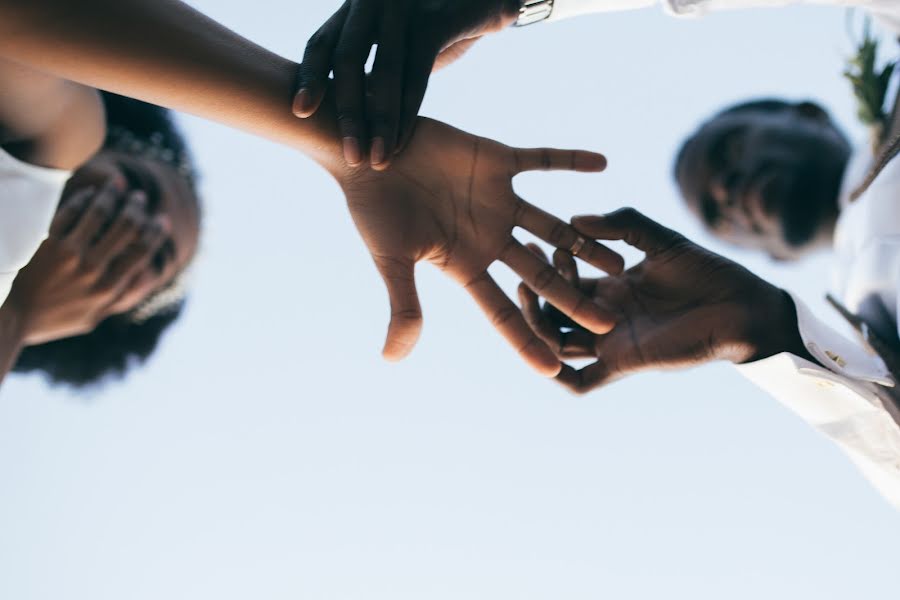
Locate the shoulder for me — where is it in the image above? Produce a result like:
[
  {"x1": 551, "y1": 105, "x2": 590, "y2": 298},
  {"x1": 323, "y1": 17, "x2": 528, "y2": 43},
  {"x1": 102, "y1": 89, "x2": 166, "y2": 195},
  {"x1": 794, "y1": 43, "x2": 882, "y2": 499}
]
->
[{"x1": 0, "y1": 59, "x2": 104, "y2": 170}]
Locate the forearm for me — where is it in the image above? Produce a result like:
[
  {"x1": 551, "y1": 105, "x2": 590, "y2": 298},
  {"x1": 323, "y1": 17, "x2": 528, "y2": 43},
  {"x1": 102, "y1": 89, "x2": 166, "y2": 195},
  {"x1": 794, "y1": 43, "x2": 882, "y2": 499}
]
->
[
  {"x1": 0, "y1": 0, "x2": 345, "y2": 174},
  {"x1": 0, "y1": 304, "x2": 26, "y2": 387}
]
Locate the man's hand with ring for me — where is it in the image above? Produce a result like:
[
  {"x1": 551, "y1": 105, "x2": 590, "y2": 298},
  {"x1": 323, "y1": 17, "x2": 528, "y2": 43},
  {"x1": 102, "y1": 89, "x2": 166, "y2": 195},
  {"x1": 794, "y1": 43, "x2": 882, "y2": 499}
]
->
[{"x1": 518, "y1": 208, "x2": 808, "y2": 393}]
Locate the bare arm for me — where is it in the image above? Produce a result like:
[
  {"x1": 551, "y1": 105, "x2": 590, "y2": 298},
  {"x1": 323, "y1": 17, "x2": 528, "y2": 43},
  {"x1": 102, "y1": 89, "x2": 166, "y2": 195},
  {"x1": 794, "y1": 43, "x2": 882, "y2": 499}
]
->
[
  {"x1": 0, "y1": 304, "x2": 25, "y2": 386},
  {"x1": 0, "y1": 57, "x2": 104, "y2": 170},
  {"x1": 0, "y1": 0, "x2": 626, "y2": 372},
  {"x1": 0, "y1": 0, "x2": 346, "y2": 174}
]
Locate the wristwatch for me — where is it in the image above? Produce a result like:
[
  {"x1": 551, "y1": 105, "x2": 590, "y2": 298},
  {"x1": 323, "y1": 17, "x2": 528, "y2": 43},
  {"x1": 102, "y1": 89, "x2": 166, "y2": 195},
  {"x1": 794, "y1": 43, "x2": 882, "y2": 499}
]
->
[{"x1": 515, "y1": 0, "x2": 554, "y2": 27}]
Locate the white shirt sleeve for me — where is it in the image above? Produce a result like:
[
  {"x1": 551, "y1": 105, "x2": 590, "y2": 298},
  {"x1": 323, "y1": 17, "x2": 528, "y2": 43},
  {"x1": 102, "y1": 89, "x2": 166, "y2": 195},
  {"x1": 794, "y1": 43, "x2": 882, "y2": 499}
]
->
[
  {"x1": 0, "y1": 148, "x2": 70, "y2": 308},
  {"x1": 548, "y1": 0, "x2": 900, "y2": 31},
  {"x1": 735, "y1": 293, "x2": 900, "y2": 509}
]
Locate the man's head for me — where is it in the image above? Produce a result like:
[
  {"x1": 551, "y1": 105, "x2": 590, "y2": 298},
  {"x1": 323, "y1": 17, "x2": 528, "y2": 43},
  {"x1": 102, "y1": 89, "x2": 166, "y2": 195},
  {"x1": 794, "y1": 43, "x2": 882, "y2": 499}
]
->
[{"x1": 674, "y1": 99, "x2": 851, "y2": 260}]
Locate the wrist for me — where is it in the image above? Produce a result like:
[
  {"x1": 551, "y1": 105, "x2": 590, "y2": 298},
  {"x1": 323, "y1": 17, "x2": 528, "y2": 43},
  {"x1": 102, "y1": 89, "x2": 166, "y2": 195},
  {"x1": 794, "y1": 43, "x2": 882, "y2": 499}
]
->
[{"x1": 733, "y1": 285, "x2": 808, "y2": 364}]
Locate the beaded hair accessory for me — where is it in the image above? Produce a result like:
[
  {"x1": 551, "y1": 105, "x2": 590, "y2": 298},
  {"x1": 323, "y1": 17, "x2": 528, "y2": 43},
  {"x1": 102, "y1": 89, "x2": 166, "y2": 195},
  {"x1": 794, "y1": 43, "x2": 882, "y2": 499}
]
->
[
  {"x1": 106, "y1": 126, "x2": 196, "y2": 181},
  {"x1": 105, "y1": 125, "x2": 199, "y2": 324}
]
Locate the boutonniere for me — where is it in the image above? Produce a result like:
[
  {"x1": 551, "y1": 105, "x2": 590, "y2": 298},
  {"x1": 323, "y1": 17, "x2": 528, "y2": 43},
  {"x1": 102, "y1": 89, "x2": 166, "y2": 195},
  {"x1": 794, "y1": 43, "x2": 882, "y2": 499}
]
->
[{"x1": 845, "y1": 18, "x2": 897, "y2": 151}]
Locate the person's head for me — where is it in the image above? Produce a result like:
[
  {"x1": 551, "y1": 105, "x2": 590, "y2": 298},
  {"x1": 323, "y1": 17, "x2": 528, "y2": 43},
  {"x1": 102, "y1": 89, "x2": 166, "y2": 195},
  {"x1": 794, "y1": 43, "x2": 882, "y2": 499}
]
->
[
  {"x1": 674, "y1": 99, "x2": 851, "y2": 260},
  {"x1": 14, "y1": 92, "x2": 202, "y2": 388}
]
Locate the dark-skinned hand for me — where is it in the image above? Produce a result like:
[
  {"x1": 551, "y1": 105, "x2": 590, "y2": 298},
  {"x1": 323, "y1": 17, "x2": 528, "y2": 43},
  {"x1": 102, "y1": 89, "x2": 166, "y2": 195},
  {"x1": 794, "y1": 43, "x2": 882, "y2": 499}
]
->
[
  {"x1": 6, "y1": 182, "x2": 168, "y2": 346},
  {"x1": 293, "y1": 0, "x2": 520, "y2": 169},
  {"x1": 340, "y1": 117, "x2": 626, "y2": 377},
  {"x1": 517, "y1": 208, "x2": 807, "y2": 393}
]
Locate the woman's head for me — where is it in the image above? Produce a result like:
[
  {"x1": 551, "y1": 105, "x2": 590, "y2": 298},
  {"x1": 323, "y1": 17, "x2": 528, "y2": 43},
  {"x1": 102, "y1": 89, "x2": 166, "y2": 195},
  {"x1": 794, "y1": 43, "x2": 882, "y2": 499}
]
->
[
  {"x1": 674, "y1": 99, "x2": 851, "y2": 260},
  {"x1": 14, "y1": 92, "x2": 202, "y2": 388}
]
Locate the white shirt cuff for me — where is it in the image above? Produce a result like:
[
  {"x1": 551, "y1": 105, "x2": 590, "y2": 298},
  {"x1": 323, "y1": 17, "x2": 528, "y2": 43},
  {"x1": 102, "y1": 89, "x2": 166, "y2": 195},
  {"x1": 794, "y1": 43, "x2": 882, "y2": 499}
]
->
[{"x1": 737, "y1": 292, "x2": 893, "y2": 424}]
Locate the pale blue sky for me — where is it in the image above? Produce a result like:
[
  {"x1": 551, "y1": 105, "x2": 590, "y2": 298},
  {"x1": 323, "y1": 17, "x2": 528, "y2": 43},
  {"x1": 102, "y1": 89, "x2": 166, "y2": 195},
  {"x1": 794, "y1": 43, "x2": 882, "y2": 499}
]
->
[{"x1": 2, "y1": 2, "x2": 899, "y2": 599}]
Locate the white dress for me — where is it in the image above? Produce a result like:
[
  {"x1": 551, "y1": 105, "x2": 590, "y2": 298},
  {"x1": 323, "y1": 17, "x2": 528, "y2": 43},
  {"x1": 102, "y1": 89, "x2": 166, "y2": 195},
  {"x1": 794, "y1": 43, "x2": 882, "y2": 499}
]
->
[{"x1": 0, "y1": 147, "x2": 70, "y2": 308}]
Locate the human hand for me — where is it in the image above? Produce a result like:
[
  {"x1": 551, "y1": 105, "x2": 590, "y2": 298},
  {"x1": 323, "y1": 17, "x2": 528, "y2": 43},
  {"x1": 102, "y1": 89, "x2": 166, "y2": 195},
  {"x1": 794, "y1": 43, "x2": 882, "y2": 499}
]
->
[
  {"x1": 294, "y1": 0, "x2": 519, "y2": 168},
  {"x1": 5, "y1": 182, "x2": 168, "y2": 346},
  {"x1": 338, "y1": 117, "x2": 625, "y2": 376},
  {"x1": 518, "y1": 208, "x2": 800, "y2": 392}
]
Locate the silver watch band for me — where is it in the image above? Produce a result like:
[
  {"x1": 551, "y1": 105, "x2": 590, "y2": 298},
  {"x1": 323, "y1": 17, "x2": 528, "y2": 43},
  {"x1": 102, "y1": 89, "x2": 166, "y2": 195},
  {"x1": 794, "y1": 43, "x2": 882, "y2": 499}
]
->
[{"x1": 514, "y1": 0, "x2": 554, "y2": 27}]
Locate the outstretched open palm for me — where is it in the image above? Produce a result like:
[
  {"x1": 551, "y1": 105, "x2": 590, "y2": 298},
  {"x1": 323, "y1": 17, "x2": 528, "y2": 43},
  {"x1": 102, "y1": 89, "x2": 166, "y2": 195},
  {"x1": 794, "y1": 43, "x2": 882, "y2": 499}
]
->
[{"x1": 340, "y1": 118, "x2": 624, "y2": 376}]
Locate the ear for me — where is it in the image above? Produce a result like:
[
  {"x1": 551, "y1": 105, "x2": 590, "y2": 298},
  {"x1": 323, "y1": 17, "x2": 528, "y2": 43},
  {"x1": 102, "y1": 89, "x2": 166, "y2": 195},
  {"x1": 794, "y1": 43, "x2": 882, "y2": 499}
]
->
[{"x1": 794, "y1": 101, "x2": 830, "y2": 122}]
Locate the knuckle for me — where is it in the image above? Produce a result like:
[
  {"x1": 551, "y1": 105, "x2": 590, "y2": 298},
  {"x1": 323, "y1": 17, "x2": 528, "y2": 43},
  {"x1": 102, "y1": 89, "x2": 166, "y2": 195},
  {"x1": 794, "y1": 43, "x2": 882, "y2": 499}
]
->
[
  {"x1": 540, "y1": 149, "x2": 552, "y2": 169},
  {"x1": 491, "y1": 306, "x2": 518, "y2": 328},
  {"x1": 305, "y1": 30, "x2": 329, "y2": 53},
  {"x1": 391, "y1": 308, "x2": 422, "y2": 322},
  {"x1": 533, "y1": 265, "x2": 558, "y2": 292},
  {"x1": 332, "y1": 44, "x2": 364, "y2": 68},
  {"x1": 547, "y1": 221, "x2": 569, "y2": 246},
  {"x1": 498, "y1": 238, "x2": 518, "y2": 262},
  {"x1": 617, "y1": 207, "x2": 640, "y2": 222}
]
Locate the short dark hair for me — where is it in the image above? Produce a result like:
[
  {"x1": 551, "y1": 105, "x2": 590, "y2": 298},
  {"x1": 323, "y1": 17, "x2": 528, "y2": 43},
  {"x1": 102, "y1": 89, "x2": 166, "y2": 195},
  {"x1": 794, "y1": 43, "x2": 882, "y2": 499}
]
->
[
  {"x1": 13, "y1": 92, "x2": 198, "y2": 390},
  {"x1": 673, "y1": 98, "x2": 795, "y2": 184}
]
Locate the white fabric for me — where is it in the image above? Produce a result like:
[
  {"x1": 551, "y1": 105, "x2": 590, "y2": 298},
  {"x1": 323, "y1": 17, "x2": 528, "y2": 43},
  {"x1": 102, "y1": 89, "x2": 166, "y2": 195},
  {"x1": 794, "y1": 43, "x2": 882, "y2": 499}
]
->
[
  {"x1": 734, "y1": 147, "x2": 900, "y2": 509},
  {"x1": 545, "y1": 0, "x2": 900, "y2": 507},
  {"x1": 0, "y1": 147, "x2": 70, "y2": 308},
  {"x1": 548, "y1": 0, "x2": 900, "y2": 32}
]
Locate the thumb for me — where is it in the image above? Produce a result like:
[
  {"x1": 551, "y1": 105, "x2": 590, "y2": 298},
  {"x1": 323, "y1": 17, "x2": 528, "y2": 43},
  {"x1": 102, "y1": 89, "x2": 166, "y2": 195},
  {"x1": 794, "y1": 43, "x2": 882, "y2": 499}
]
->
[
  {"x1": 571, "y1": 208, "x2": 682, "y2": 256},
  {"x1": 374, "y1": 256, "x2": 423, "y2": 362}
]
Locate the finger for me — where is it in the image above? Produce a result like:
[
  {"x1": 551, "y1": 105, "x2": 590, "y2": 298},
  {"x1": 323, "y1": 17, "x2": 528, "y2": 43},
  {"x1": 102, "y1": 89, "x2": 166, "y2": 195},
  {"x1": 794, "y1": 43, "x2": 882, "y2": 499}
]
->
[
  {"x1": 555, "y1": 361, "x2": 616, "y2": 395},
  {"x1": 333, "y1": 0, "x2": 381, "y2": 166},
  {"x1": 512, "y1": 147, "x2": 607, "y2": 174},
  {"x1": 465, "y1": 271, "x2": 560, "y2": 377},
  {"x1": 433, "y1": 37, "x2": 481, "y2": 71},
  {"x1": 521, "y1": 247, "x2": 595, "y2": 355},
  {"x1": 373, "y1": 255, "x2": 422, "y2": 362},
  {"x1": 368, "y1": 9, "x2": 407, "y2": 169},
  {"x1": 49, "y1": 186, "x2": 94, "y2": 238},
  {"x1": 501, "y1": 240, "x2": 615, "y2": 334},
  {"x1": 396, "y1": 32, "x2": 441, "y2": 152},
  {"x1": 83, "y1": 191, "x2": 148, "y2": 270},
  {"x1": 516, "y1": 201, "x2": 624, "y2": 275},
  {"x1": 571, "y1": 208, "x2": 683, "y2": 256},
  {"x1": 553, "y1": 249, "x2": 578, "y2": 285},
  {"x1": 293, "y1": 1, "x2": 351, "y2": 118},
  {"x1": 102, "y1": 220, "x2": 167, "y2": 303},
  {"x1": 524, "y1": 242, "x2": 548, "y2": 262},
  {"x1": 63, "y1": 182, "x2": 119, "y2": 247},
  {"x1": 517, "y1": 282, "x2": 563, "y2": 350}
]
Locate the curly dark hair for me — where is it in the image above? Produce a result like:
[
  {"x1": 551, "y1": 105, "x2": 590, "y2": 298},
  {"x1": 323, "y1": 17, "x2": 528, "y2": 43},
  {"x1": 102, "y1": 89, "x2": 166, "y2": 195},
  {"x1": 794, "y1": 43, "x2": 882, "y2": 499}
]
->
[{"x1": 13, "y1": 92, "x2": 199, "y2": 389}]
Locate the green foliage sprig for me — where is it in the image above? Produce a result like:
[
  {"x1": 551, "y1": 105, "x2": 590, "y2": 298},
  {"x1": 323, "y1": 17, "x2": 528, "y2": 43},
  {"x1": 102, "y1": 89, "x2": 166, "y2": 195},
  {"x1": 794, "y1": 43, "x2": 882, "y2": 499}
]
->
[{"x1": 845, "y1": 18, "x2": 896, "y2": 144}]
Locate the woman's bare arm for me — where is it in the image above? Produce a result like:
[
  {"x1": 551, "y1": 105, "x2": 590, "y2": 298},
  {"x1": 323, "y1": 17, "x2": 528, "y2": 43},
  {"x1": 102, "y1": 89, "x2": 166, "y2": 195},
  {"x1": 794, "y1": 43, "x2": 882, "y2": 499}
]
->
[
  {"x1": 0, "y1": 0, "x2": 346, "y2": 174},
  {"x1": 0, "y1": 0, "x2": 625, "y2": 373},
  {"x1": 0, "y1": 57, "x2": 104, "y2": 170}
]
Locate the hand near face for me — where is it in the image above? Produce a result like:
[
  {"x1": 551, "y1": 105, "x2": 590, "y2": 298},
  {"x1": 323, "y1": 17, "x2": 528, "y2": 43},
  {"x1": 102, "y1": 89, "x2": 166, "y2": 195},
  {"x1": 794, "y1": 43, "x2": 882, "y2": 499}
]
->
[
  {"x1": 518, "y1": 208, "x2": 801, "y2": 392},
  {"x1": 338, "y1": 118, "x2": 625, "y2": 376},
  {"x1": 294, "y1": 0, "x2": 519, "y2": 168},
  {"x1": 6, "y1": 182, "x2": 168, "y2": 346}
]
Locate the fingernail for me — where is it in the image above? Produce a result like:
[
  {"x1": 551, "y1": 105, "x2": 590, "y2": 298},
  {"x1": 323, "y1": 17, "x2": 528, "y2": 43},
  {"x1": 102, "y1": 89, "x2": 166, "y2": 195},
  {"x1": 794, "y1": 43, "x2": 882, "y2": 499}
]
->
[
  {"x1": 343, "y1": 137, "x2": 362, "y2": 166},
  {"x1": 370, "y1": 137, "x2": 386, "y2": 166},
  {"x1": 292, "y1": 89, "x2": 311, "y2": 116}
]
